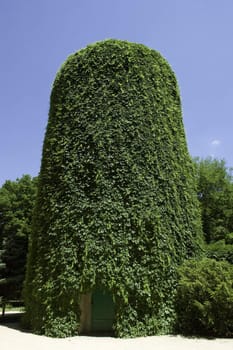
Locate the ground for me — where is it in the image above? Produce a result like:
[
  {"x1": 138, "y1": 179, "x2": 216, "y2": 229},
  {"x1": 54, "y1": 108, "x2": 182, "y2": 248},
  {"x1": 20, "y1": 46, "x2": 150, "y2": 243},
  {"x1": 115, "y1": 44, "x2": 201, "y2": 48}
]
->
[{"x1": 1, "y1": 322, "x2": 233, "y2": 350}]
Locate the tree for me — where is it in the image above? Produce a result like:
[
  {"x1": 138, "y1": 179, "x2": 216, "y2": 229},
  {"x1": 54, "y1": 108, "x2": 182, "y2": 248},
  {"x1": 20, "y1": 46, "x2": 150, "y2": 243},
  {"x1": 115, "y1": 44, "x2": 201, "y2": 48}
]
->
[
  {"x1": 194, "y1": 157, "x2": 233, "y2": 243},
  {"x1": 0, "y1": 175, "x2": 37, "y2": 301},
  {"x1": 24, "y1": 39, "x2": 203, "y2": 337},
  {"x1": 0, "y1": 247, "x2": 6, "y2": 284}
]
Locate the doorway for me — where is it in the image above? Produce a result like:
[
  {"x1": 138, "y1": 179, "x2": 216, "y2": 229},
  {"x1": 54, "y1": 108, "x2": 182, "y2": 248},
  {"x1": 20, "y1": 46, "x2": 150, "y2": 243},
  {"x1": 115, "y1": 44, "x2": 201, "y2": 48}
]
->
[{"x1": 91, "y1": 290, "x2": 115, "y2": 334}]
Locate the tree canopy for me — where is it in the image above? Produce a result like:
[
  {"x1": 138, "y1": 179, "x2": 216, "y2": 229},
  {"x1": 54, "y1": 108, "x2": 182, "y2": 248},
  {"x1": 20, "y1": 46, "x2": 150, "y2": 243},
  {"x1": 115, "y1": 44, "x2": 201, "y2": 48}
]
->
[
  {"x1": 194, "y1": 157, "x2": 233, "y2": 243},
  {"x1": 0, "y1": 175, "x2": 37, "y2": 300}
]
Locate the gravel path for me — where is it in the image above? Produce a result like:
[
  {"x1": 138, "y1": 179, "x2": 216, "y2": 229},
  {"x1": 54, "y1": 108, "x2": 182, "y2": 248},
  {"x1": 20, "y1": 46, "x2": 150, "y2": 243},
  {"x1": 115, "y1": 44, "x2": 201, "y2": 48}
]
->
[{"x1": 1, "y1": 324, "x2": 233, "y2": 350}]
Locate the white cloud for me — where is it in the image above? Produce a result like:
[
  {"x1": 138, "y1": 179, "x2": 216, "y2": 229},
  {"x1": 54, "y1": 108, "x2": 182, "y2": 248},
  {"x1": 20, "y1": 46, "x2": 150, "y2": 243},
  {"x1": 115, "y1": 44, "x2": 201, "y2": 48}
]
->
[{"x1": 211, "y1": 139, "x2": 221, "y2": 146}]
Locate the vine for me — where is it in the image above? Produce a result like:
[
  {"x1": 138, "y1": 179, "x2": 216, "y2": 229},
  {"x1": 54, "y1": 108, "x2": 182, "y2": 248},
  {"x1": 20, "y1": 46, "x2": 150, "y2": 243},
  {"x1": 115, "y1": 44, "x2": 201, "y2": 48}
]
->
[{"x1": 24, "y1": 39, "x2": 203, "y2": 337}]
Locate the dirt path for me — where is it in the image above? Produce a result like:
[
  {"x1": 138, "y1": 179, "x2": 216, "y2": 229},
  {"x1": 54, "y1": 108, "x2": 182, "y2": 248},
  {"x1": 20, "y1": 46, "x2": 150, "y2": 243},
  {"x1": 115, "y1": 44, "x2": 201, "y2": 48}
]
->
[{"x1": 1, "y1": 324, "x2": 233, "y2": 350}]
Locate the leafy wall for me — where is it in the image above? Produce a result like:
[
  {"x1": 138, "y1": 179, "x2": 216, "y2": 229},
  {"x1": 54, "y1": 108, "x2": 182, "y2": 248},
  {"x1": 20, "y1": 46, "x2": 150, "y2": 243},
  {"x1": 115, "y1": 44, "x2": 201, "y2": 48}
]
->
[{"x1": 24, "y1": 39, "x2": 203, "y2": 337}]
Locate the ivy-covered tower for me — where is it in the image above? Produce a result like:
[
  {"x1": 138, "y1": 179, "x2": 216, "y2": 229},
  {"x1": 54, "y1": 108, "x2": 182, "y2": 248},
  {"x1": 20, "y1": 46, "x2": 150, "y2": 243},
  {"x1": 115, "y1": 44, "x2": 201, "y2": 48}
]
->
[{"x1": 24, "y1": 39, "x2": 203, "y2": 337}]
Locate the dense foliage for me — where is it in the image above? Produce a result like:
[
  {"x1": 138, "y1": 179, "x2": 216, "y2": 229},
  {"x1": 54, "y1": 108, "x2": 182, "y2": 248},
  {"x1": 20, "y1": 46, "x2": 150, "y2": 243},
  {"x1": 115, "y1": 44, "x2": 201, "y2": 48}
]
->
[
  {"x1": 194, "y1": 157, "x2": 233, "y2": 243},
  {"x1": 194, "y1": 158, "x2": 233, "y2": 265},
  {"x1": 24, "y1": 39, "x2": 203, "y2": 337},
  {"x1": 0, "y1": 175, "x2": 37, "y2": 300},
  {"x1": 206, "y1": 237, "x2": 233, "y2": 264},
  {"x1": 175, "y1": 258, "x2": 233, "y2": 337}
]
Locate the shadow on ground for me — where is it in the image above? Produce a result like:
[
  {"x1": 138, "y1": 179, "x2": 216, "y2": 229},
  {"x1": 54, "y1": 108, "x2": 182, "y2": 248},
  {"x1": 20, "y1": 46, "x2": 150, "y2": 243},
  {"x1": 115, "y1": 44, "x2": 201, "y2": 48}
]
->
[
  {"x1": 0, "y1": 312, "x2": 31, "y2": 333},
  {"x1": 0, "y1": 314, "x2": 115, "y2": 337}
]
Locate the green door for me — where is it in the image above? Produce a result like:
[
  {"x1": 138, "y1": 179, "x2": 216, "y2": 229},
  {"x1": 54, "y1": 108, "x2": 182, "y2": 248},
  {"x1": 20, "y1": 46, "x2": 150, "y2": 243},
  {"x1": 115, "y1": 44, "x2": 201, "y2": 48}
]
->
[{"x1": 91, "y1": 290, "x2": 115, "y2": 333}]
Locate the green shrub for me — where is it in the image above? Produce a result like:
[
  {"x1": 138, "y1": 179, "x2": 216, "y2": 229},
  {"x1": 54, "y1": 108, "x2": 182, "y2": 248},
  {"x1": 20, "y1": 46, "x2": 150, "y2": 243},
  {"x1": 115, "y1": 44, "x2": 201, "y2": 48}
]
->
[
  {"x1": 175, "y1": 258, "x2": 233, "y2": 337},
  {"x1": 24, "y1": 39, "x2": 203, "y2": 337},
  {"x1": 225, "y1": 233, "x2": 233, "y2": 245},
  {"x1": 206, "y1": 239, "x2": 233, "y2": 264}
]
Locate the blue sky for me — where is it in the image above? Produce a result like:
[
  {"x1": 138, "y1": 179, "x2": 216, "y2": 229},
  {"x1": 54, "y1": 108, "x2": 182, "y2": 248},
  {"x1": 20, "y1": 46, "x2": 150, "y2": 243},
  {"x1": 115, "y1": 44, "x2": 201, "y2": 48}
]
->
[{"x1": 1, "y1": 0, "x2": 233, "y2": 185}]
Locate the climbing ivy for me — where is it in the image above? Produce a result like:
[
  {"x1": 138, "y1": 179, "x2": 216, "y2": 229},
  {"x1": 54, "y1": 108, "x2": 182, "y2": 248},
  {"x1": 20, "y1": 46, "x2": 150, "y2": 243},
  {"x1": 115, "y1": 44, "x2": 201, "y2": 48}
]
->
[{"x1": 24, "y1": 39, "x2": 203, "y2": 337}]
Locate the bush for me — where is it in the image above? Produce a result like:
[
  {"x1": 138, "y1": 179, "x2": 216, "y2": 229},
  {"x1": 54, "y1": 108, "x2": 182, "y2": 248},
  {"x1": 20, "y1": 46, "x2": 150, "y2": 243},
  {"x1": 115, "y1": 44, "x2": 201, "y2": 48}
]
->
[
  {"x1": 175, "y1": 258, "x2": 233, "y2": 337},
  {"x1": 225, "y1": 233, "x2": 233, "y2": 245},
  {"x1": 206, "y1": 239, "x2": 233, "y2": 264}
]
